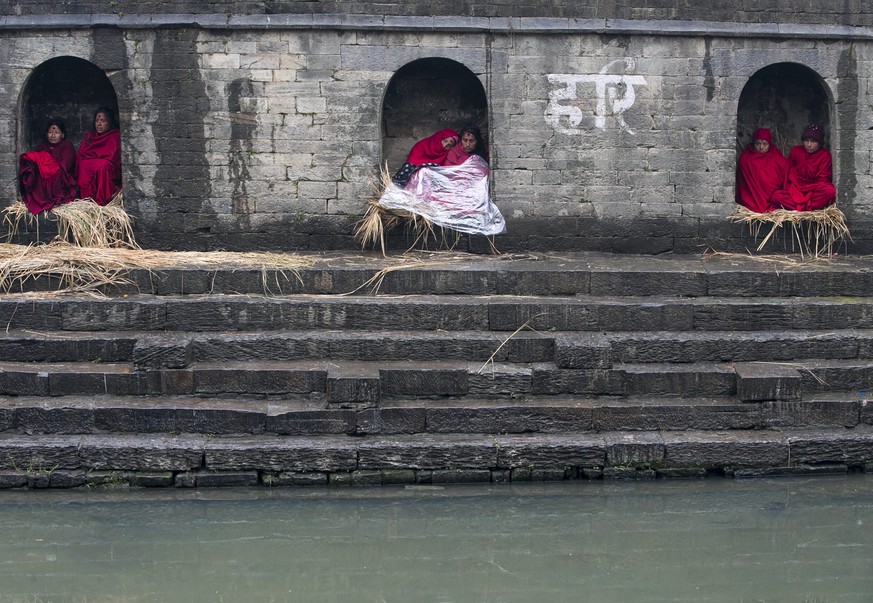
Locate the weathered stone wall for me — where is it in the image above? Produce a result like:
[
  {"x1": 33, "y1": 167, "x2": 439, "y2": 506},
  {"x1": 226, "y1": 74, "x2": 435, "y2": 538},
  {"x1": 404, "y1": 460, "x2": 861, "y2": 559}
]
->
[{"x1": 1, "y1": 3, "x2": 871, "y2": 252}]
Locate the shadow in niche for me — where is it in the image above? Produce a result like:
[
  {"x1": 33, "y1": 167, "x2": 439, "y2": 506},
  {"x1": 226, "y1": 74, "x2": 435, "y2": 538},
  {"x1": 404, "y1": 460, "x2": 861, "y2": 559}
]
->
[
  {"x1": 382, "y1": 57, "x2": 489, "y2": 172},
  {"x1": 736, "y1": 62, "x2": 832, "y2": 155},
  {"x1": 20, "y1": 56, "x2": 120, "y2": 154}
]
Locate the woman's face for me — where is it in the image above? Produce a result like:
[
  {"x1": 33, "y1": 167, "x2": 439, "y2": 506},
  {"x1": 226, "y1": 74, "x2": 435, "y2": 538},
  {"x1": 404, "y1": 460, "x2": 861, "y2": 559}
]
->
[
  {"x1": 754, "y1": 139, "x2": 770, "y2": 154},
  {"x1": 803, "y1": 138, "x2": 821, "y2": 154},
  {"x1": 460, "y1": 132, "x2": 477, "y2": 153},
  {"x1": 440, "y1": 136, "x2": 457, "y2": 151},
  {"x1": 46, "y1": 125, "x2": 64, "y2": 145},
  {"x1": 94, "y1": 112, "x2": 110, "y2": 134}
]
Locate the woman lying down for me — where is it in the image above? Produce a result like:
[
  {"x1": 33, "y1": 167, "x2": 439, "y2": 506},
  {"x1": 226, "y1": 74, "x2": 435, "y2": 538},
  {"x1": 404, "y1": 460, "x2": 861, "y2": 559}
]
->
[{"x1": 379, "y1": 125, "x2": 505, "y2": 236}]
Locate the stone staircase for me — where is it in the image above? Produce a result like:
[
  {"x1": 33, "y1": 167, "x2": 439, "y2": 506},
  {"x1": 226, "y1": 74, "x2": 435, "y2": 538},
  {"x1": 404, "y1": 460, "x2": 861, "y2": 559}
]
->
[{"x1": 1, "y1": 251, "x2": 872, "y2": 488}]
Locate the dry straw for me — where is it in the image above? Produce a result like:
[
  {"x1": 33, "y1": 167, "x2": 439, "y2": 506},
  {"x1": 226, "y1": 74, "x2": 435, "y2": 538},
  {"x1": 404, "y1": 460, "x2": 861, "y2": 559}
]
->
[
  {"x1": 353, "y1": 163, "x2": 463, "y2": 256},
  {"x1": 0, "y1": 242, "x2": 316, "y2": 296},
  {"x1": 3, "y1": 192, "x2": 137, "y2": 249},
  {"x1": 729, "y1": 205, "x2": 851, "y2": 259}
]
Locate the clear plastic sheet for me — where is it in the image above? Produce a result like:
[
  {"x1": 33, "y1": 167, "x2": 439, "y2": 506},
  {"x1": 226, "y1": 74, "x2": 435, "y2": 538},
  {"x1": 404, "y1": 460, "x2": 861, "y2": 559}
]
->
[{"x1": 378, "y1": 155, "x2": 506, "y2": 236}]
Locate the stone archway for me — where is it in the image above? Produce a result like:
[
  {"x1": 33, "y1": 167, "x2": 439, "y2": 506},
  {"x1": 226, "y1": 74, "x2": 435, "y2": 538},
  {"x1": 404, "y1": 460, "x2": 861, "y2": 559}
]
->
[
  {"x1": 381, "y1": 58, "x2": 488, "y2": 171},
  {"x1": 736, "y1": 62, "x2": 831, "y2": 156},
  {"x1": 19, "y1": 56, "x2": 120, "y2": 153}
]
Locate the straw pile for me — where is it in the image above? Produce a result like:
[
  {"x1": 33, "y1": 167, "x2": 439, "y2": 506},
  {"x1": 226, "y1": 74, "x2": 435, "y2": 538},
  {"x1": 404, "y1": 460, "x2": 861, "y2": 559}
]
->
[
  {"x1": 353, "y1": 164, "x2": 459, "y2": 256},
  {"x1": 0, "y1": 242, "x2": 316, "y2": 295},
  {"x1": 729, "y1": 205, "x2": 851, "y2": 258},
  {"x1": 3, "y1": 192, "x2": 137, "y2": 249}
]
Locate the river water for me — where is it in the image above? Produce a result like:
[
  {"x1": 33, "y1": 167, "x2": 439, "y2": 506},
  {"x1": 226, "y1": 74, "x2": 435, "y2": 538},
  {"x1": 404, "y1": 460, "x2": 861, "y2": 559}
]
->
[{"x1": 0, "y1": 475, "x2": 871, "y2": 603}]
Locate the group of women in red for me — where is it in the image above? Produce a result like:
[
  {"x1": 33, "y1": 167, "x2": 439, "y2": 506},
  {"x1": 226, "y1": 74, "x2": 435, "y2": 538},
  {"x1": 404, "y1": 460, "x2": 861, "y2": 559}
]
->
[
  {"x1": 18, "y1": 106, "x2": 122, "y2": 214},
  {"x1": 735, "y1": 123, "x2": 836, "y2": 213}
]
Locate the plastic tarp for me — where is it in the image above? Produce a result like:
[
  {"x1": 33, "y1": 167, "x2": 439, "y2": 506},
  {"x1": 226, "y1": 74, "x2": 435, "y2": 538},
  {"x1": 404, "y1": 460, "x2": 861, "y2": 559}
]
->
[{"x1": 378, "y1": 155, "x2": 506, "y2": 236}]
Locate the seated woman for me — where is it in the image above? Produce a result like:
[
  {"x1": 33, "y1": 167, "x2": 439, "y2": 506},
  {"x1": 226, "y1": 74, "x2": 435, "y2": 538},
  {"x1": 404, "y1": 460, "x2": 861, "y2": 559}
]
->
[
  {"x1": 18, "y1": 118, "x2": 78, "y2": 214},
  {"x1": 771, "y1": 123, "x2": 836, "y2": 211},
  {"x1": 444, "y1": 124, "x2": 489, "y2": 167},
  {"x1": 379, "y1": 125, "x2": 504, "y2": 236},
  {"x1": 391, "y1": 129, "x2": 459, "y2": 186},
  {"x1": 76, "y1": 106, "x2": 122, "y2": 205},
  {"x1": 735, "y1": 127, "x2": 790, "y2": 214}
]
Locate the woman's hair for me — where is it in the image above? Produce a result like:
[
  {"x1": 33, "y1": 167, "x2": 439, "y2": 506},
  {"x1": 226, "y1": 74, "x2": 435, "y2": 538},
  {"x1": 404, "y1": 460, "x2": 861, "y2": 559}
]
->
[
  {"x1": 459, "y1": 124, "x2": 488, "y2": 160},
  {"x1": 45, "y1": 118, "x2": 67, "y2": 137},
  {"x1": 93, "y1": 106, "x2": 118, "y2": 130}
]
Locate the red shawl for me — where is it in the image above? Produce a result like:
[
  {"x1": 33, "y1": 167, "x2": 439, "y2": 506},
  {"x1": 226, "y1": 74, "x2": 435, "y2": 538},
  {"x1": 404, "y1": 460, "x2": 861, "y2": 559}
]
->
[
  {"x1": 735, "y1": 130, "x2": 789, "y2": 213},
  {"x1": 787, "y1": 145, "x2": 832, "y2": 186},
  {"x1": 76, "y1": 128, "x2": 122, "y2": 205},
  {"x1": 405, "y1": 129, "x2": 459, "y2": 166},
  {"x1": 18, "y1": 139, "x2": 77, "y2": 214}
]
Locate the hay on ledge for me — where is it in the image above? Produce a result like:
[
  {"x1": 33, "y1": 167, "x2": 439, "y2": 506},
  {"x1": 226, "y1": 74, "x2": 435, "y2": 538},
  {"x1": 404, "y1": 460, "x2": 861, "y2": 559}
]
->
[
  {"x1": 728, "y1": 205, "x2": 851, "y2": 259},
  {"x1": 353, "y1": 163, "x2": 462, "y2": 256},
  {"x1": 3, "y1": 192, "x2": 137, "y2": 249},
  {"x1": 0, "y1": 242, "x2": 316, "y2": 295}
]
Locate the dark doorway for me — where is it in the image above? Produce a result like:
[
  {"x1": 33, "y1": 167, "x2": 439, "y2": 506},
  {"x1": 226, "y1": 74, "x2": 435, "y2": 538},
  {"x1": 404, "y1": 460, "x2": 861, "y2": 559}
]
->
[
  {"x1": 736, "y1": 62, "x2": 831, "y2": 156},
  {"x1": 381, "y1": 58, "x2": 488, "y2": 171},
  {"x1": 19, "y1": 56, "x2": 120, "y2": 152}
]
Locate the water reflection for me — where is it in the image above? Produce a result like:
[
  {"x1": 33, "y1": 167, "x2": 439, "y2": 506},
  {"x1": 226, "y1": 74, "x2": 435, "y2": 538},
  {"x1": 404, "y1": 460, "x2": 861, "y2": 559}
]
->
[{"x1": 0, "y1": 475, "x2": 871, "y2": 602}]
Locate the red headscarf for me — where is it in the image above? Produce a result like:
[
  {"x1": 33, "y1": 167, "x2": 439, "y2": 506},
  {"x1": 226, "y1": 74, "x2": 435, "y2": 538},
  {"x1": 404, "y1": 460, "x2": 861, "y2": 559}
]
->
[
  {"x1": 405, "y1": 129, "x2": 459, "y2": 166},
  {"x1": 735, "y1": 128, "x2": 790, "y2": 213}
]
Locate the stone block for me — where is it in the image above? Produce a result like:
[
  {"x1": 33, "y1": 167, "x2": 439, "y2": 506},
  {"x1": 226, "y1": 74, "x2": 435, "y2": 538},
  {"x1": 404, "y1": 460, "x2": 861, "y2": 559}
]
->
[
  {"x1": 130, "y1": 471, "x2": 175, "y2": 487},
  {"x1": 735, "y1": 362, "x2": 802, "y2": 402},
  {"x1": 266, "y1": 409, "x2": 356, "y2": 435},
  {"x1": 604, "y1": 432, "x2": 665, "y2": 467},
  {"x1": 431, "y1": 469, "x2": 492, "y2": 484},
  {"x1": 133, "y1": 335, "x2": 193, "y2": 369},
  {"x1": 787, "y1": 429, "x2": 873, "y2": 466},
  {"x1": 0, "y1": 471, "x2": 27, "y2": 488},
  {"x1": 662, "y1": 431, "x2": 788, "y2": 469},
  {"x1": 380, "y1": 368, "x2": 468, "y2": 397},
  {"x1": 357, "y1": 435, "x2": 498, "y2": 470},
  {"x1": 78, "y1": 435, "x2": 207, "y2": 471},
  {"x1": 355, "y1": 407, "x2": 427, "y2": 435},
  {"x1": 15, "y1": 406, "x2": 94, "y2": 434},
  {"x1": 426, "y1": 405, "x2": 593, "y2": 433},
  {"x1": 268, "y1": 471, "x2": 329, "y2": 486},
  {"x1": 196, "y1": 470, "x2": 259, "y2": 487},
  {"x1": 554, "y1": 334, "x2": 612, "y2": 369},
  {"x1": 763, "y1": 399, "x2": 861, "y2": 428},
  {"x1": 0, "y1": 369, "x2": 49, "y2": 396},
  {"x1": 381, "y1": 469, "x2": 417, "y2": 485},
  {"x1": 495, "y1": 434, "x2": 605, "y2": 468},
  {"x1": 205, "y1": 436, "x2": 358, "y2": 472},
  {"x1": 326, "y1": 374, "x2": 381, "y2": 406},
  {"x1": 48, "y1": 469, "x2": 87, "y2": 488}
]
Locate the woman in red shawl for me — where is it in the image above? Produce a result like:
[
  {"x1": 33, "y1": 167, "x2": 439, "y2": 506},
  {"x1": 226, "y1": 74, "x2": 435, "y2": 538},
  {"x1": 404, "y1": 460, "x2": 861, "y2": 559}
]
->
[
  {"x1": 443, "y1": 124, "x2": 489, "y2": 167},
  {"x1": 76, "y1": 106, "x2": 122, "y2": 205},
  {"x1": 771, "y1": 123, "x2": 835, "y2": 211},
  {"x1": 735, "y1": 127, "x2": 790, "y2": 213},
  {"x1": 392, "y1": 128, "x2": 459, "y2": 185},
  {"x1": 18, "y1": 118, "x2": 78, "y2": 214}
]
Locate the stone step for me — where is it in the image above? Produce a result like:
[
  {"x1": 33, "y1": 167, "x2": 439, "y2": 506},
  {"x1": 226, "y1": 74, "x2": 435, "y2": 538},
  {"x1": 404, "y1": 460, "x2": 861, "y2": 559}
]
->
[
  {"x1": 0, "y1": 393, "x2": 865, "y2": 437},
  {"x1": 558, "y1": 330, "x2": 873, "y2": 367},
  {"x1": 6, "y1": 328, "x2": 872, "y2": 368},
  {"x1": 14, "y1": 252, "x2": 873, "y2": 298},
  {"x1": 2, "y1": 294, "x2": 872, "y2": 333},
  {"x1": 0, "y1": 358, "x2": 868, "y2": 401},
  {"x1": 1, "y1": 426, "x2": 872, "y2": 488}
]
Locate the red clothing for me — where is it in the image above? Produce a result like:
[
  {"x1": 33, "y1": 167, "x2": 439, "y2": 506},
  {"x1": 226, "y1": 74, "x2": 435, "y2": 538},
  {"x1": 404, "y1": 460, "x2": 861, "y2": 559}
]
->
[
  {"x1": 76, "y1": 128, "x2": 122, "y2": 205},
  {"x1": 405, "y1": 129, "x2": 459, "y2": 166},
  {"x1": 771, "y1": 145, "x2": 835, "y2": 211},
  {"x1": 18, "y1": 139, "x2": 77, "y2": 214},
  {"x1": 735, "y1": 142, "x2": 790, "y2": 213}
]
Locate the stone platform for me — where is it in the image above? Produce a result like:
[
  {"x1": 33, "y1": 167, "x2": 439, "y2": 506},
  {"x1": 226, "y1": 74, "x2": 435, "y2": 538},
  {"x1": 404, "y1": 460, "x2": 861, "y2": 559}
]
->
[{"x1": 0, "y1": 250, "x2": 871, "y2": 489}]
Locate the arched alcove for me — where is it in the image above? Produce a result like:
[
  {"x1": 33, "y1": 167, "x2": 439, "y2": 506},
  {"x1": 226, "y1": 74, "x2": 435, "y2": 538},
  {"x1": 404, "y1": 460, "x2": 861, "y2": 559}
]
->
[
  {"x1": 19, "y1": 56, "x2": 120, "y2": 152},
  {"x1": 736, "y1": 63, "x2": 831, "y2": 155},
  {"x1": 381, "y1": 58, "x2": 488, "y2": 170}
]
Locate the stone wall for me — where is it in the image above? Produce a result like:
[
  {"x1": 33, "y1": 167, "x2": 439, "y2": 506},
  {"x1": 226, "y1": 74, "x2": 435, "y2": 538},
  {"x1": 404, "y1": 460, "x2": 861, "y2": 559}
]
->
[{"x1": 1, "y1": 4, "x2": 872, "y2": 252}]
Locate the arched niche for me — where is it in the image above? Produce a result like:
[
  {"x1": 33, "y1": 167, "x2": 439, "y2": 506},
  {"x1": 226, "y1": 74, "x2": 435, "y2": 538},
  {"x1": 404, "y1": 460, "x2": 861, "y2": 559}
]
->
[
  {"x1": 19, "y1": 56, "x2": 120, "y2": 153},
  {"x1": 381, "y1": 58, "x2": 488, "y2": 171},
  {"x1": 736, "y1": 62, "x2": 831, "y2": 155}
]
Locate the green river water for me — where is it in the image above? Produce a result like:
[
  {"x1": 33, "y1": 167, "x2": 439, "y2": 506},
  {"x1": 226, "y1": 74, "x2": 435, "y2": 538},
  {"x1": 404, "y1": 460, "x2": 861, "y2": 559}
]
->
[{"x1": 0, "y1": 475, "x2": 871, "y2": 602}]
